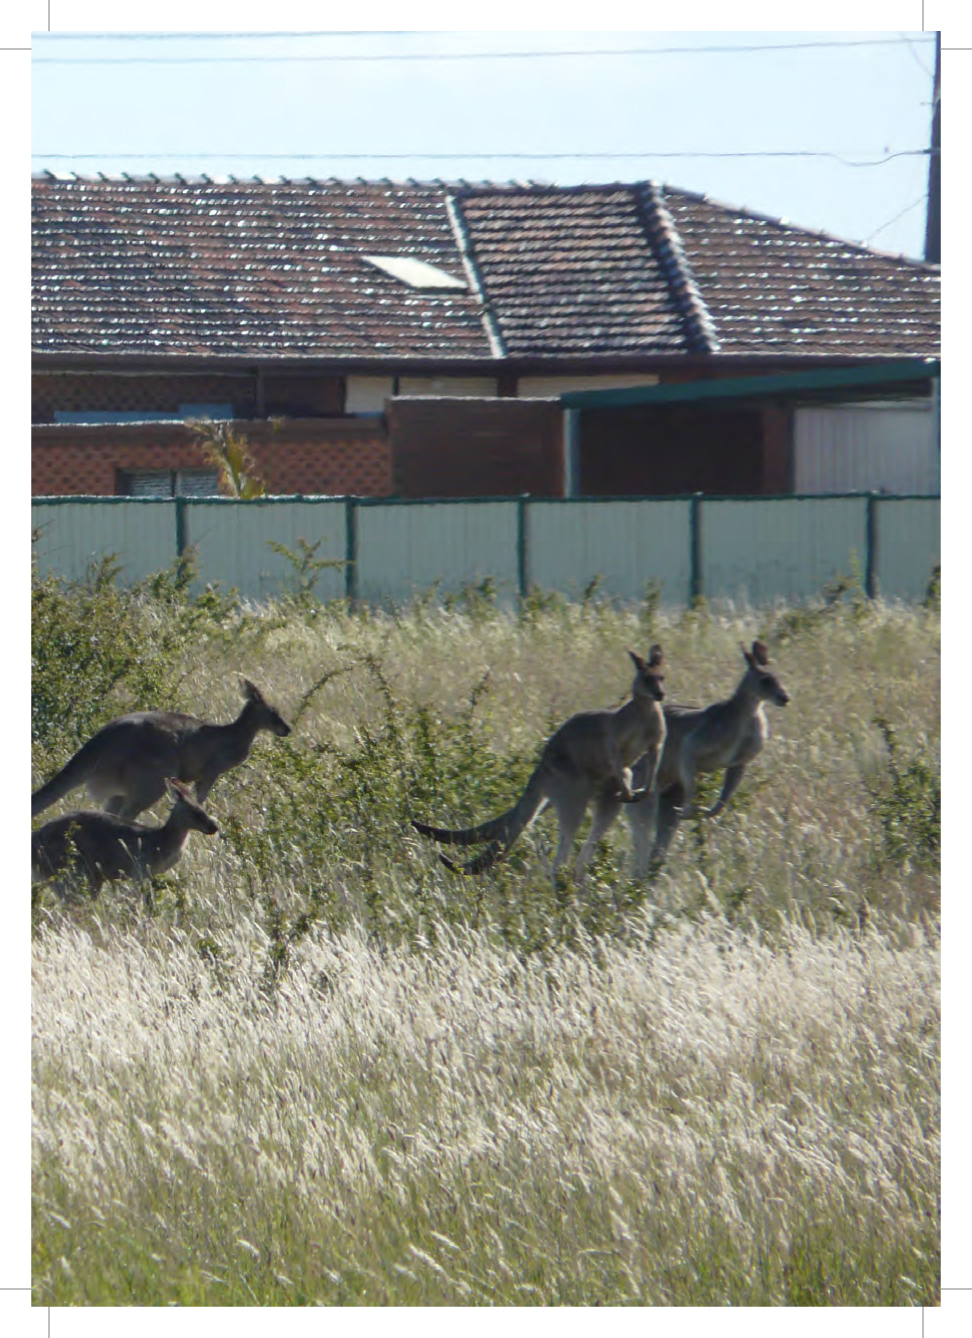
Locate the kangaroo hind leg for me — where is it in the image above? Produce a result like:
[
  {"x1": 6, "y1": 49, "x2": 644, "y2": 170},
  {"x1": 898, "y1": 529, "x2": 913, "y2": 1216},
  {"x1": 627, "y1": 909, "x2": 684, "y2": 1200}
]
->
[{"x1": 576, "y1": 793, "x2": 623, "y2": 877}]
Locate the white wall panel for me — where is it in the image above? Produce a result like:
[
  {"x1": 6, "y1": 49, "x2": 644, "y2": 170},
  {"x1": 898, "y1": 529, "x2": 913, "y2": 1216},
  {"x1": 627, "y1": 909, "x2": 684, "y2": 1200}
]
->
[
  {"x1": 185, "y1": 500, "x2": 347, "y2": 602},
  {"x1": 795, "y1": 403, "x2": 939, "y2": 494},
  {"x1": 31, "y1": 500, "x2": 177, "y2": 583},
  {"x1": 518, "y1": 374, "x2": 660, "y2": 398},
  {"x1": 528, "y1": 500, "x2": 691, "y2": 603},
  {"x1": 355, "y1": 502, "x2": 519, "y2": 605},
  {"x1": 701, "y1": 498, "x2": 869, "y2": 603},
  {"x1": 397, "y1": 378, "x2": 498, "y2": 396},
  {"x1": 874, "y1": 498, "x2": 940, "y2": 600}
]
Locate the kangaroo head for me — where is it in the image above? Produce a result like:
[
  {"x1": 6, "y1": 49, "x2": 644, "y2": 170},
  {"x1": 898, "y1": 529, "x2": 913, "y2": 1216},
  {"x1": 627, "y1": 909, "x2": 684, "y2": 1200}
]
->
[
  {"x1": 741, "y1": 640, "x2": 790, "y2": 706},
  {"x1": 629, "y1": 645, "x2": 665, "y2": 702},
  {"x1": 240, "y1": 678, "x2": 292, "y2": 737},
  {"x1": 165, "y1": 778, "x2": 220, "y2": 835}
]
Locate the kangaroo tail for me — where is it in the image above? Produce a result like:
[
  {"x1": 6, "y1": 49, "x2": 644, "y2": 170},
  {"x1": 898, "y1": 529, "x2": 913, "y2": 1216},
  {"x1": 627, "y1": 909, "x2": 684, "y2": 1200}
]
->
[
  {"x1": 413, "y1": 768, "x2": 548, "y2": 872},
  {"x1": 439, "y1": 840, "x2": 507, "y2": 875},
  {"x1": 31, "y1": 738, "x2": 102, "y2": 819},
  {"x1": 411, "y1": 814, "x2": 510, "y2": 847}
]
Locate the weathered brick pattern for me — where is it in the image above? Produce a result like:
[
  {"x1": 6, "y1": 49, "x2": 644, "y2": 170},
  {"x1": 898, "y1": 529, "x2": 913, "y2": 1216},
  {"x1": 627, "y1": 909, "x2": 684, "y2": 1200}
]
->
[
  {"x1": 32, "y1": 419, "x2": 392, "y2": 497},
  {"x1": 32, "y1": 372, "x2": 344, "y2": 423}
]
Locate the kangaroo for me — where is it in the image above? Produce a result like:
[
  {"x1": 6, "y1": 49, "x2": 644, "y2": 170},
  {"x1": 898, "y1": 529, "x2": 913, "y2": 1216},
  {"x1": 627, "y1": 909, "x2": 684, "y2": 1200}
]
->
[
  {"x1": 627, "y1": 640, "x2": 789, "y2": 875},
  {"x1": 31, "y1": 678, "x2": 291, "y2": 821},
  {"x1": 32, "y1": 778, "x2": 219, "y2": 898},
  {"x1": 412, "y1": 647, "x2": 667, "y2": 878}
]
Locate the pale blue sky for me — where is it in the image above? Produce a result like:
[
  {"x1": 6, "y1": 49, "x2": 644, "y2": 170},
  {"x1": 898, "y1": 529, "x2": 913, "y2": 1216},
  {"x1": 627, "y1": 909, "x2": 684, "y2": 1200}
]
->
[{"x1": 31, "y1": 27, "x2": 939, "y2": 259}]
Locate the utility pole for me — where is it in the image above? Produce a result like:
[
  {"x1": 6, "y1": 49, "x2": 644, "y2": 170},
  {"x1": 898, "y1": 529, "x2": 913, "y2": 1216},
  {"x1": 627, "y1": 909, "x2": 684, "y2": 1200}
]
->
[{"x1": 924, "y1": 31, "x2": 941, "y2": 264}]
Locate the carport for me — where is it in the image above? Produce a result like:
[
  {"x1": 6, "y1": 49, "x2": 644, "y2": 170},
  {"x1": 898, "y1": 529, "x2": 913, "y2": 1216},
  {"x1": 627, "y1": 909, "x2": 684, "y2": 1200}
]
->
[{"x1": 559, "y1": 358, "x2": 941, "y2": 497}]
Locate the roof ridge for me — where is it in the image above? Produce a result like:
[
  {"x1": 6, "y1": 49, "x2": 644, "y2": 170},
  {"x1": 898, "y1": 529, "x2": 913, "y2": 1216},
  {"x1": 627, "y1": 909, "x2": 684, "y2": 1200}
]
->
[
  {"x1": 443, "y1": 194, "x2": 506, "y2": 358},
  {"x1": 634, "y1": 182, "x2": 720, "y2": 355}
]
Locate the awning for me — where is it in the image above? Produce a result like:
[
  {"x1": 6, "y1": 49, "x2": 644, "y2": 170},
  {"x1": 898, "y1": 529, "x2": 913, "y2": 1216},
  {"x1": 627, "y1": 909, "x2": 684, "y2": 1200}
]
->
[{"x1": 560, "y1": 358, "x2": 940, "y2": 410}]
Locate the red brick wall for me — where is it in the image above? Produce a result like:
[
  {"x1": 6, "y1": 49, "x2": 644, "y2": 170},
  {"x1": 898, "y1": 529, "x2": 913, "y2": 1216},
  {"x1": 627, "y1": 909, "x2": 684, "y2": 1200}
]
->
[
  {"x1": 32, "y1": 419, "x2": 392, "y2": 497},
  {"x1": 32, "y1": 372, "x2": 344, "y2": 423},
  {"x1": 388, "y1": 397, "x2": 564, "y2": 497}
]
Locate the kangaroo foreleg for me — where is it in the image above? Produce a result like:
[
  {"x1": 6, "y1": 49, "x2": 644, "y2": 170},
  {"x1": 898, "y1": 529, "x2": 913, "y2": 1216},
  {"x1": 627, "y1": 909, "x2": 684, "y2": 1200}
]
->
[
  {"x1": 705, "y1": 763, "x2": 747, "y2": 818},
  {"x1": 626, "y1": 743, "x2": 661, "y2": 801}
]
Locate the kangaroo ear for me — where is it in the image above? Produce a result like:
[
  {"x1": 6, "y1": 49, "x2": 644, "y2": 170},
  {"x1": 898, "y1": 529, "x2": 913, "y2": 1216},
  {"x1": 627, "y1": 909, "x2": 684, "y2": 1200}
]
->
[
  {"x1": 647, "y1": 643, "x2": 664, "y2": 667},
  {"x1": 751, "y1": 640, "x2": 770, "y2": 666},
  {"x1": 628, "y1": 649, "x2": 646, "y2": 671},
  {"x1": 165, "y1": 777, "x2": 190, "y2": 800},
  {"x1": 241, "y1": 677, "x2": 264, "y2": 702}
]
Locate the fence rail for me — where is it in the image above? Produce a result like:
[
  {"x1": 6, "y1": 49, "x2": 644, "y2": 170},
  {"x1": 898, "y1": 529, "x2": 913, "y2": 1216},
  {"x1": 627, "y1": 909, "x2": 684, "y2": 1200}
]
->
[{"x1": 31, "y1": 493, "x2": 941, "y2": 606}]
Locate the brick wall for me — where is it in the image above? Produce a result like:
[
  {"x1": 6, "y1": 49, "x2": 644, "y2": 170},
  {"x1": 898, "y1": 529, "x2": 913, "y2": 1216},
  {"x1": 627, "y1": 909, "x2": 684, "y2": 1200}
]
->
[
  {"x1": 387, "y1": 397, "x2": 564, "y2": 497},
  {"x1": 32, "y1": 372, "x2": 344, "y2": 423},
  {"x1": 32, "y1": 419, "x2": 392, "y2": 497}
]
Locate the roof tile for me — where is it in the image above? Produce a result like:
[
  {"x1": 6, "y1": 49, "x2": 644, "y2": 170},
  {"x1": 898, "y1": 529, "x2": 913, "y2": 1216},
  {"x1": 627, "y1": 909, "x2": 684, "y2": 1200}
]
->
[{"x1": 31, "y1": 176, "x2": 939, "y2": 362}]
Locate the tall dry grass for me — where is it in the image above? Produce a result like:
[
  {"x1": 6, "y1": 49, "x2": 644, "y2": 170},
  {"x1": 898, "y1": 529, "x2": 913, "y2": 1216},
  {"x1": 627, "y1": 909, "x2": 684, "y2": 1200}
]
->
[{"x1": 32, "y1": 586, "x2": 940, "y2": 1304}]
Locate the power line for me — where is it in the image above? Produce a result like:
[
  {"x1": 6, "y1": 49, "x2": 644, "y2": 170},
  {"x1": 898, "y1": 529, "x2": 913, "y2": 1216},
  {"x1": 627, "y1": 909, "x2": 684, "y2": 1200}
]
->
[
  {"x1": 863, "y1": 193, "x2": 929, "y2": 245},
  {"x1": 36, "y1": 30, "x2": 416, "y2": 39},
  {"x1": 31, "y1": 149, "x2": 933, "y2": 167},
  {"x1": 32, "y1": 36, "x2": 936, "y2": 66}
]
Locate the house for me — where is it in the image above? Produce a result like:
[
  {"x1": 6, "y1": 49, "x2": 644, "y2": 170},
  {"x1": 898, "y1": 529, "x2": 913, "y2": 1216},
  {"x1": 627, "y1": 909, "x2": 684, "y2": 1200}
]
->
[{"x1": 32, "y1": 175, "x2": 940, "y2": 499}]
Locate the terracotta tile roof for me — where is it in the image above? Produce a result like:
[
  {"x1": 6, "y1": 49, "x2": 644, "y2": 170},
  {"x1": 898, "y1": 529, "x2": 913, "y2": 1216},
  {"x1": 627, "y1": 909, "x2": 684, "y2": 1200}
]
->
[
  {"x1": 661, "y1": 185, "x2": 940, "y2": 357},
  {"x1": 454, "y1": 186, "x2": 690, "y2": 356},
  {"x1": 32, "y1": 175, "x2": 939, "y2": 362},
  {"x1": 32, "y1": 177, "x2": 489, "y2": 359}
]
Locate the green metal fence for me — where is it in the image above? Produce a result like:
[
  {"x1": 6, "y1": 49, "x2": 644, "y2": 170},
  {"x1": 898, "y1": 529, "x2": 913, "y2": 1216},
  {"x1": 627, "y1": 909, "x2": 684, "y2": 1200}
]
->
[{"x1": 31, "y1": 493, "x2": 941, "y2": 606}]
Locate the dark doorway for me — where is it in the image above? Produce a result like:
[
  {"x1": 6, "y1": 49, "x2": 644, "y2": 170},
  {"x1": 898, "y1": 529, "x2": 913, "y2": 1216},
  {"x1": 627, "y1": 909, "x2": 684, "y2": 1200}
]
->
[{"x1": 580, "y1": 405, "x2": 764, "y2": 495}]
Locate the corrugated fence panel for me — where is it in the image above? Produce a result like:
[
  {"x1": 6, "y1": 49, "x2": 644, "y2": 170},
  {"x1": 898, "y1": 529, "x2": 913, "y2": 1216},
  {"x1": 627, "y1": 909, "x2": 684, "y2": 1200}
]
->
[
  {"x1": 355, "y1": 502, "x2": 519, "y2": 604},
  {"x1": 528, "y1": 500, "x2": 692, "y2": 601},
  {"x1": 875, "y1": 497, "x2": 940, "y2": 600},
  {"x1": 32, "y1": 499, "x2": 177, "y2": 583},
  {"x1": 185, "y1": 499, "x2": 348, "y2": 602},
  {"x1": 795, "y1": 405, "x2": 939, "y2": 494},
  {"x1": 701, "y1": 498, "x2": 869, "y2": 603}
]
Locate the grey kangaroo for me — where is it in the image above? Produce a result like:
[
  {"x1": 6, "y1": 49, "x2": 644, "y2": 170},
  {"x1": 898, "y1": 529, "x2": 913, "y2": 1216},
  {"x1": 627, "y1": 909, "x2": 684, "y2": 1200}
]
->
[
  {"x1": 31, "y1": 678, "x2": 291, "y2": 821},
  {"x1": 412, "y1": 647, "x2": 667, "y2": 877},
  {"x1": 627, "y1": 639, "x2": 789, "y2": 875},
  {"x1": 32, "y1": 778, "x2": 219, "y2": 898}
]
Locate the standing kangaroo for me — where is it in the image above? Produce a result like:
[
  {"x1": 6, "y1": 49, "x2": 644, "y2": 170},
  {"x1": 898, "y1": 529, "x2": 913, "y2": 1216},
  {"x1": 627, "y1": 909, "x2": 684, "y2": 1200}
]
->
[
  {"x1": 32, "y1": 778, "x2": 219, "y2": 898},
  {"x1": 31, "y1": 678, "x2": 291, "y2": 821},
  {"x1": 627, "y1": 640, "x2": 789, "y2": 875},
  {"x1": 412, "y1": 647, "x2": 667, "y2": 877}
]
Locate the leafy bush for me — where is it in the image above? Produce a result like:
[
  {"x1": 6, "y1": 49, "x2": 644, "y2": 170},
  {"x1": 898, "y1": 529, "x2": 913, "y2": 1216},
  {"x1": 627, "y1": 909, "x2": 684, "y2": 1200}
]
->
[
  {"x1": 866, "y1": 715, "x2": 940, "y2": 871},
  {"x1": 31, "y1": 544, "x2": 237, "y2": 757}
]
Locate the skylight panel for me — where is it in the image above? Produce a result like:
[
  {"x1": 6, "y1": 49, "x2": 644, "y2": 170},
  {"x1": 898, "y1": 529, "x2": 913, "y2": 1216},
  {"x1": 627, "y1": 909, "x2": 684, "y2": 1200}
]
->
[{"x1": 362, "y1": 255, "x2": 466, "y2": 290}]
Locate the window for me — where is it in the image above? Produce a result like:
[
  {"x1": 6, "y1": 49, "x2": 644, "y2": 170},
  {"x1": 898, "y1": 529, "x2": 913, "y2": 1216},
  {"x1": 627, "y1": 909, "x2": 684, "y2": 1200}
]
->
[
  {"x1": 120, "y1": 469, "x2": 221, "y2": 497},
  {"x1": 55, "y1": 403, "x2": 233, "y2": 425},
  {"x1": 361, "y1": 255, "x2": 466, "y2": 290}
]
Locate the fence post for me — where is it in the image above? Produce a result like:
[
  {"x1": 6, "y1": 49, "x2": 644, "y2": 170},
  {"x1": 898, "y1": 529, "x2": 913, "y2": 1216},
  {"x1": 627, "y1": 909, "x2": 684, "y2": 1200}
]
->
[
  {"x1": 345, "y1": 496, "x2": 358, "y2": 605},
  {"x1": 174, "y1": 495, "x2": 189, "y2": 560},
  {"x1": 517, "y1": 494, "x2": 529, "y2": 600},
  {"x1": 689, "y1": 493, "x2": 704, "y2": 603},
  {"x1": 865, "y1": 492, "x2": 879, "y2": 599}
]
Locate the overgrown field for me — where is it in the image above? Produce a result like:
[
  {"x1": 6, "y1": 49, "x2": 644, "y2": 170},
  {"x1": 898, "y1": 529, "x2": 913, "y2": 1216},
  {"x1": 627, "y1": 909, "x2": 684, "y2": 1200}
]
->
[{"x1": 31, "y1": 556, "x2": 941, "y2": 1305}]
